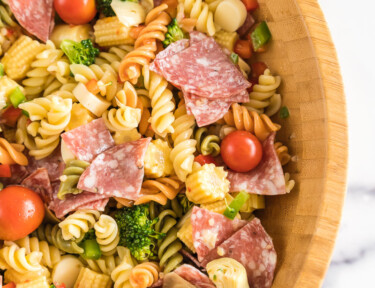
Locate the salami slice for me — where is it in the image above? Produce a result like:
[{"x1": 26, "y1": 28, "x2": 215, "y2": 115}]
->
[
  {"x1": 174, "y1": 264, "x2": 215, "y2": 288},
  {"x1": 21, "y1": 168, "x2": 53, "y2": 204},
  {"x1": 61, "y1": 118, "x2": 115, "y2": 162},
  {"x1": 150, "y1": 39, "x2": 190, "y2": 75},
  {"x1": 201, "y1": 218, "x2": 277, "y2": 288},
  {"x1": 7, "y1": 0, "x2": 54, "y2": 42},
  {"x1": 151, "y1": 32, "x2": 250, "y2": 99},
  {"x1": 228, "y1": 132, "x2": 286, "y2": 195},
  {"x1": 191, "y1": 207, "x2": 247, "y2": 261},
  {"x1": 77, "y1": 138, "x2": 151, "y2": 200}
]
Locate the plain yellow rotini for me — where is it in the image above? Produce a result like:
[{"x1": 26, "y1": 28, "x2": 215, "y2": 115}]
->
[
  {"x1": 66, "y1": 103, "x2": 96, "y2": 131},
  {"x1": 14, "y1": 236, "x2": 61, "y2": 269},
  {"x1": 94, "y1": 17, "x2": 135, "y2": 47},
  {"x1": 95, "y1": 45, "x2": 133, "y2": 73},
  {"x1": 14, "y1": 276, "x2": 50, "y2": 288},
  {"x1": 81, "y1": 254, "x2": 121, "y2": 276},
  {"x1": 245, "y1": 68, "x2": 282, "y2": 117},
  {"x1": 113, "y1": 129, "x2": 142, "y2": 145},
  {"x1": 185, "y1": 163, "x2": 229, "y2": 204},
  {"x1": 170, "y1": 101, "x2": 197, "y2": 181},
  {"x1": 94, "y1": 215, "x2": 120, "y2": 256},
  {"x1": 284, "y1": 173, "x2": 295, "y2": 193},
  {"x1": 59, "y1": 210, "x2": 101, "y2": 241},
  {"x1": 129, "y1": 262, "x2": 160, "y2": 288},
  {"x1": 0, "y1": 75, "x2": 24, "y2": 109},
  {"x1": 111, "y1": 247, "x2": 136, "y2": 288},
  {"x1": 179, "y1": 0, "x2": 216, "y2": 36},
  {"x1": 144, "y1": 139, "x2": 174, "y2": 178},
  {"x1": 1, "y1": 35, "x2": 45, "y2": 80},
  {"x1": 219, "y1": 103, "x2": 281, "y2": 142},
  {"x1": 74, "y1": 267, "x2": 112, "y2": 288},
  {"x1": 142, "y1": 65, "x2": 175, "y2": 137}
]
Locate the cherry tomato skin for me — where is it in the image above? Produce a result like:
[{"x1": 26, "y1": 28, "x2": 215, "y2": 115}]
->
[
  {"x1": 234, "y1": 39, "x2": 253, "y2": 59},
  {"x1": 195, "y1": 155, "x2": 218, "y2": 166},
  {"x1": 0, "y1": 186, "x2": 45, "y2": 241},
  {"x1": 1, "y1": 107, "x2": 22, "y2": 127},
  {"x1": 54, "y1": 0, "x2": 97, "y2": 25},
  {"x1": 221, "y1": 131, "x2": 263, "y2": 172},
  {"x1": 0, "y1": 164, "x2": 11, "y2": 177},
  {"x1": 3, "y1": 283, "x2": 16, "y2": 288},
  {"x1": 241, "y1": 0, "x2": 259, "y2": 11}
]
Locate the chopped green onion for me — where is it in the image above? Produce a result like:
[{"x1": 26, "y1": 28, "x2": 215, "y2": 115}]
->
[
  {"x1": 230, "y1": 53, "x2": 239, "y2": 65},
  {"x1": 22, "y1": 110, "x2": 30, "y2": 117},
  {"x1": 251, "y1": 21, "x2": 272, "y2": 52},
  {"x1": 279, "y1": 106, "x2": 290, "y2": 119},
  {"x1": 224, "y1": 191, "x2": 250, "y2": 220},
  {"x1": 9, "y1": 87, "x2": 25, "y2": 108},
  {"x1": 0, "y1": 63, "x2": 4, "y2": 77},
  {"x1": 50, "y1": 285, "x2": 57, "y2": 288},
  {"x1": 81, "y1": 239, "x2": 101, "y2": 260}
]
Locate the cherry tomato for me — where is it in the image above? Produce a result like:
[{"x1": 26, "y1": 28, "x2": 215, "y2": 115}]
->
[
  {"x1": 54, "y1": 0, "x2": 97, "y2": 25},
  {"x1": 221, "y1": 131, "x2": 262, "y2": 172},
  {"x1": 251, "y1": 61, "x2": 268, "y2": 79},
  {"x1": 0, "y1": 186, "x2": 45, "y2": 241},
  {"x1": 195, "y1": 155, "x2": 218, "y2": 166},
  {"x1": 0, "y1": 107, "x2": 22, "y2": 127},
  {"x1": 0, "y1": 164, "x2": 11, "y2": 177},
  {"x1": 234, "y1": 39, "x2": 253, "y2": 59},
  {"x1": 241, "y1": 0, "x2": 259, "y2": 11}
]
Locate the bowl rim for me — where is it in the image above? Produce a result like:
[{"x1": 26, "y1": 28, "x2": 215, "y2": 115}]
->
[{"x1": 293, "y1": 1, "x2": 348, "y2": 287}]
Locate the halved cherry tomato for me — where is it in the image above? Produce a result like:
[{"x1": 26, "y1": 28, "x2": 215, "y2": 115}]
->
[
  {"x1": 3, "y1": 283, "x2": 16, "y2": 288},
  {"x1": 0, "y1": 164, "x2": 11, "y2": 177},
  {"x1": 251, "y1": 61, "x2": 268, "y2": 79},
  {"x1": 0, "y1": 106, "x2": 22, "y2": 127},
  {"x1": 221, "y1": 131, "x2": 262, "y2": 172},
  {"x1": 195, "y1": 155, "x2": 218, "y2": 166},
  {"x1": 85, "y1": 79, "x2": 100, "y2": 94},
  {"x1": 0, "y1": 186, "x2": 45, "y2": 241},
  {"x1": 241, "y1": 0, "x2": 259, "y2": 12},
  {"x1": 234, "y1": 40, "x2": 253, "y2": 59},
  {"x1": 54, "y1": 0, "x2": 97, "y2": 25}
]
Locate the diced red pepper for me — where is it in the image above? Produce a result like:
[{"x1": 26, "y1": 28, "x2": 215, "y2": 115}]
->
[
  {"x1": 194, "y1": 155, "x2": 218, "y2": 166},
  {"x1": 234, "y1": 39, "x2": 253, "y2": 59},
  {"x1": 85, "y1": 79, "x2": 100, "y2": 94},
  {"x1": 241, "y1": 0, "x2": 259, "y2": 12},
  {"x1": 0, "y1": 164, "x2": 11, "y2": 178},
  {"x1": 1, "y1": 106, "x2": 22, "y2": 127},
  {"x1": 55, "y1": 284, "x2": 66, "y2": 288},
  {"x1": 251, "y1": 62, "x2": 268, "y2": 79}
]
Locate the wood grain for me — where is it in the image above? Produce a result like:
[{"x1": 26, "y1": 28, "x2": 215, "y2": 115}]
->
[{"x1": 253, "y1": 1, "x2": 348, "y2": 287}]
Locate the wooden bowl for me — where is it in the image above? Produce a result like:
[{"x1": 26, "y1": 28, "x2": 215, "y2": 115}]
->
[{"x1": 253, "y1": 0, "x2": 348, "y2": 287}]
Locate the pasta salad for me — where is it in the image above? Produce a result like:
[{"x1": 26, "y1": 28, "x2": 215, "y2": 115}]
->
[{"x1": 0, "y1": 0, "x2": 294, "y2": 287}]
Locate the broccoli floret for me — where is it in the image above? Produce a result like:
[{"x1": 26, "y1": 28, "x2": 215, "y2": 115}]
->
[
  {"x1": 96, "y1": 0, "x2": 115, "y2": 17},
  {"x1": 81, "y1": 229, "x2": 96, "y2": 242},
  {"x1": 60, "y1": 39, "x2": 99, "y2": 66},
  {"x1": 115, "y1": 204, "x2": 165, "y2": 261},
  {"x1": 162, "y1": 18, "x2": 185, "y2": 47}
]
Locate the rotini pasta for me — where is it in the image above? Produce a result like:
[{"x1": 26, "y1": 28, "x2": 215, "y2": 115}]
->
[
  {"x1": 15, "y1": 276, "x2": 50, "y2": 288},
  {"x1": 13, "y1": 236, "x2": 61, "y2": 269},
  {"x1": 129, "y1": 262, "x2": 160, "y2": 288},
  {"x1": 59, "y1": 210, "x2": 101, "y2": 241},
  {"x1": 219, "y1": 103, "x2": 281, "y2": 142},
  {"x1": 31, "y1": 224, "x2": 84, "y2": 254},
  {"x1": 179, "y1": 0, "x2": 216, "y2": 36},
  {"x1": 155, "y1": 210, "x2": 183, "y2": 273},
  {"x1": 284, "y1": 173, "x2": 295, "y2": 193},
  {"x1": 170, "y1": 101, "x2": 197, "y2": 181},
  {"x1": 94, "y1": 215, "x2": 120, "y2": 256},
  {"x1": 66, "y1": 103, "x2": 96, "y2": 131},
  {"x1": 194, "y1": 127, "x2": 220, "y2": 156},
  {"x1": 0, "y1": 3, "x2": 17, "y2": 28},
  {"x1": 58, "y1": 159, "x2": 90, "y2": 200},
  {"x1": 207, "y1": 258, "x2": 249, "y2": 288},
  {"x1": 118, "y1": 4, "x2": 171, "y2": 84},
  {"x1": 0, "y1": 137, "x2": 28, "y2": 165},
  {"x1": 0, "y1": 75, "x2": 24, "y2": 110},
  {"x1": 274, "y1": 142, "x2": 292, "y2": 166},
  {"x1": 142, "y1": 65, "x2": 175, "y2": 137},
  {"x1": 95, "y1": 45, "x2": 133, "y2": 72},
  {"x1": 80, "y1": 254, "x2": 121, "y2": 276},
  {"x1": 135, "y1": 176, "x2": 183, "y2": 206},
  {"x1": 111, "y1": 247, "x2": 136, "y2": 288},
  {"x1": 245, "y1": 69, "x2": 282, "y2": 116}
]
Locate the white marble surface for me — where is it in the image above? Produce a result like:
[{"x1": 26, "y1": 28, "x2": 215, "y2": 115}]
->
[{"x1": 318, "y1": 0, "x2": 375, "y2": 287}]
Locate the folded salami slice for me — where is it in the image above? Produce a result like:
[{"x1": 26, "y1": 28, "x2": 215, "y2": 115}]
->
[
  {"x1": 201, "y1": 218, "x2": 277, "y2": 288},
  {"x1": 228, "y1": 132, "x2": 286, "y2": 195},
  {"x1": 77, "y1": 138, "x2": 151, "y2": 200},
  {"x1": 21, "y1": 168, "x2": 53, "y2": 204},
  {"x1": 61, "y1": 118, "x2": 115, "y2": 162},
  {"x1": 191, "y1": 207, "x2": 247, "y2": 261},
  {"x1": 151, "y1": 32, "x2": 250, "y2": 99},
  {"x1": 8, "y1": 0, "x2": 54, "y2": 42},
  {"x1": 174, "y1": 264, "x2": 216, "y2": 288}
]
